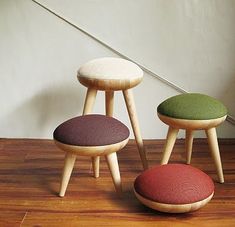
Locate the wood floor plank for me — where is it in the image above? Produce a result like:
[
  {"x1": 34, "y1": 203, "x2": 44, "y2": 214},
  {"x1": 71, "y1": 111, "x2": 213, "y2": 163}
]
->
[
  {"x1": 21, "y1": 211, "x2": 235, "y2": 227},
  {"x1": 0, "y1": 138, "x2": 234, "y2": 226},
  {"x1": 0, "y1": 211, "x2": 26, "y2": 227}
]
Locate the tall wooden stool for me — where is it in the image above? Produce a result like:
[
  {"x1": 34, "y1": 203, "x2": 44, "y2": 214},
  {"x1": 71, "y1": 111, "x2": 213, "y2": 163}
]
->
[
  {"x1": 157, "y1": 93, "x2": 227, "y2": 183},
  {"x1": 78, "y1": 57, "x2": 148, "y2": 172},
  {"x1": 54, "y1": 114, "x2": 129, "y2": 197}
]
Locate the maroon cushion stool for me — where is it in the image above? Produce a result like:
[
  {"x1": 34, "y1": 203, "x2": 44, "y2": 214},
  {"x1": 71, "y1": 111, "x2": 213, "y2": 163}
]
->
[
  {"x1": 54, "y1": 114, "x2": 129, "y2": 197},
  {"x1": 134, "y1": 164, "x2": 214, "y2": 213}
]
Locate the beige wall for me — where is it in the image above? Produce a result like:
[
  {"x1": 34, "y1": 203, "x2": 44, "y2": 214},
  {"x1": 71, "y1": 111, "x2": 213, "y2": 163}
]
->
[{"x1": 0, "y1": 0, "x2": 235, "y2": 139}]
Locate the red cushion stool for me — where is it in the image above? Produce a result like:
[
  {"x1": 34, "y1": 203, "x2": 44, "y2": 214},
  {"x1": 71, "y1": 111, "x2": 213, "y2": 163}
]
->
[
  {"x1": 134, "y1": 164, "x2": 214, "y2": 213},
  {"x1": 54, "y1": 114, "x2": 129, "y2": 197}
]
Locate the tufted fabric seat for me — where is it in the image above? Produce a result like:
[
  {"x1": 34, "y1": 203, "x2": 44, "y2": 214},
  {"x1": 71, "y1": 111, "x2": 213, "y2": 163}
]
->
[
  {"x1": 157, "y1": 93, "x2": 227, "y2": 183},
  {"x1": 134, "y1": 164, "x2": 214, "y2": 213}
]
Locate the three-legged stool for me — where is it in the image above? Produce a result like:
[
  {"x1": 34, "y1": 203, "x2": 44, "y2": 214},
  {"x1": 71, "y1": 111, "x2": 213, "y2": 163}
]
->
[
  {"x1": 54, "y1": 114, "x2": 129, "y2": 196},
  {"x1": 157, "y1": 93, "x2": 227, "y2": 183},
  {"x1": 78, "y1": 57, "x2": 148, "y2": 174}
]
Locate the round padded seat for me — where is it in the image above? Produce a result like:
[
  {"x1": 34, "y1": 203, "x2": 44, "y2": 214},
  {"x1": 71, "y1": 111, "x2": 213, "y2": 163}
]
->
[
  {"x1": 134, "y1": 164, "x2": 214, "y2": 213},
  {"x1": 78, "y1": 57, "x2": 143, "y2": 90},
  {"x1": 54, "y1": 114, "x2": 130, "y2": 156},
  {"x1": 157, "y1": 93, "x2": 227, "y2": 120}
]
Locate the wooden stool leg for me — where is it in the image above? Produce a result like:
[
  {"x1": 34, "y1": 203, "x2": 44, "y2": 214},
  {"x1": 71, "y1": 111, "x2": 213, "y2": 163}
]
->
[
  {"x1": 186, "y1": 130, "x2": 194, "y2": 164},
  {"x1": 161, "y1": 127, "x2": 179, "y2": 165},
  {"x1": 92, "y1": 156, "x2": 100, "y2": 178},
  {"x1": 123, "y1": 89, "x2": 148, "y2": 170},
  {"x1": 82, "y1": 88, "x2": 97, "y2": 115},
  {"x1": 206, "y1": 128, "x2": 224, "y2": 183},
  {"x1": 82, "y1": 88, "x2": 100, "y2": 178},
  {"x1": 105, "y1": 91, "x2": 114, "y2": 117},
  {"x1": 105, "y1": 152, "x2": 122, "y2": 194},
  {"x1": 59, "y1": 153, "x2": 77, "y2": 197}
]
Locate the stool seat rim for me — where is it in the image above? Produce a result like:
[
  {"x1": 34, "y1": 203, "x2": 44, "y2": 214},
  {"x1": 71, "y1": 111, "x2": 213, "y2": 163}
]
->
[
  {"x1": 133, "y1": 164, "x2": 214, "y2": 213},
  {"x1": 78, "y1": 75, "x2": 142, "y2": 90},
  {"x1": 134, "y1": 188, "x2": 214, "y2": 213},
  {"x1": 78, "y1": 72, "x2": 143, "y2": 81},
  {"x1": 158, "y1": 113, "x2": 227, "y2": 129},
  {"x1": 54, "y1": 137, "x2": 129, "y2": 156}
]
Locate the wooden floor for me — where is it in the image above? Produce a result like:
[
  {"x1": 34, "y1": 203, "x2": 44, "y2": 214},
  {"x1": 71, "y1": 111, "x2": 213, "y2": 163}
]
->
[{"x1": 0, "y1": 138, "x2": 235, "y2": 226}]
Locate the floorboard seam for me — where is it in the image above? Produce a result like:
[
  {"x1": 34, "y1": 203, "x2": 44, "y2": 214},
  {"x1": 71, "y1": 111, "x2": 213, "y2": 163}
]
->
[{"x1": 20, "y1": 211, "x2": 28, "y2": 226}]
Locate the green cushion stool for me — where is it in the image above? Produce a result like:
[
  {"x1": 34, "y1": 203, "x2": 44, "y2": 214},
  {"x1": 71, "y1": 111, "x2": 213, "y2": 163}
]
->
[{"x1": 157, "y1": 93, "x2": 227, "y2": 183}]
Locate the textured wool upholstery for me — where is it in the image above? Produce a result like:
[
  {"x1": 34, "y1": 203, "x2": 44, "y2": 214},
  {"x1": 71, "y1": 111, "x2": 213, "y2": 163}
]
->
[
  {"x1": 54, "y1": 114, "x2": 129, "y2": 146},
  {"x1": 157, "y1": 93, "x2": 227, "y2": 120},
  {"x1": 134, "y1": 164, "x2": 214, "y2": 204},
  {"x1": 78, "y1": 57, "x2": 143, "y2": 80}
]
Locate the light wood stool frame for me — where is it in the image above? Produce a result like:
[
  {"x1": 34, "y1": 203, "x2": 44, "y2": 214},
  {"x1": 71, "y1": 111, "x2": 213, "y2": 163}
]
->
[
  {"x1": 57, "y1": 137, "x2": 129, "y2": 197},
  {"x1": 80, "y1": 78, "x2": 148, "y2": 175},
  {"x1": 158, "y1": 113, "x2": 227, "y2": 183},
  {"x1": 134, "y1": 188, "x2": 214, "y2": 213}
]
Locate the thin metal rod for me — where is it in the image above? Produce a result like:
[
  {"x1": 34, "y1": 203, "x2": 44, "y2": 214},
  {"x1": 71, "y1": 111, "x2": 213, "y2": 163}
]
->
[{"x1": 31, "y1": 0, "x2": 235, "y2": 126}]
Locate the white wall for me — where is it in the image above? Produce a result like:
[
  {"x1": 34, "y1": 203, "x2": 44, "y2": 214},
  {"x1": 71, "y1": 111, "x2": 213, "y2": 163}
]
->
[{"x1": 0, "y1": 0, "x2": 235, "y2": 139}]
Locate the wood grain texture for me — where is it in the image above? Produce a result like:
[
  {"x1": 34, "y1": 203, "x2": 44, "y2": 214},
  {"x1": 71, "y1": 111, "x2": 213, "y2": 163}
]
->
[
  {"x1": 59, "y1": 153, "x2": 76, "y2": 197},
  {"x1": 105, "y1": 90, "x2": 114, "y2": 117},
  {"x1": 79, "y1": 76, "x2": 142, "y2": 91},
  {"x1": 160, "y1": 127, "x2": 179, "y2": 164},
  {"x1": 82, "y1": 88, "x2": 97, "y2": 115},
  {"x1": 0, "y1": 138, "x2": 235, "y2": 226},
  {"x1": 186, "y1": 130, "x2": 194, "y2": 164},
  {"x1": 105, "y1": 152, "x2": 122, "y2": 195},
  {"x1": 134, "y1": 189, "x2": 214, "y2": 213},
  {"x1": 92, "y1": 156, "x2": 100, "y2": 178},
  {"x1": 0, "y1": 211, "x2": 26, "y2": 227},
  {"x1": 206, "y1": 128, "x2": 224, "y2": 183},
  {"x1": 54, "y1": 138, "x2": 129, "y2": 156},
  {"x1": 20, "y1": 211, "x2": 235, "y2": 227},
  {"x1": 158, "y1": 113, "x2": 226, "y2": 130}
]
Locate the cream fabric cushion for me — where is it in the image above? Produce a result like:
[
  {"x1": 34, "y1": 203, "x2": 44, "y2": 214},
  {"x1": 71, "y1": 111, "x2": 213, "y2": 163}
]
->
[{"x1": 78, "y1": 57, "x2": 143, "y2": 80}]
